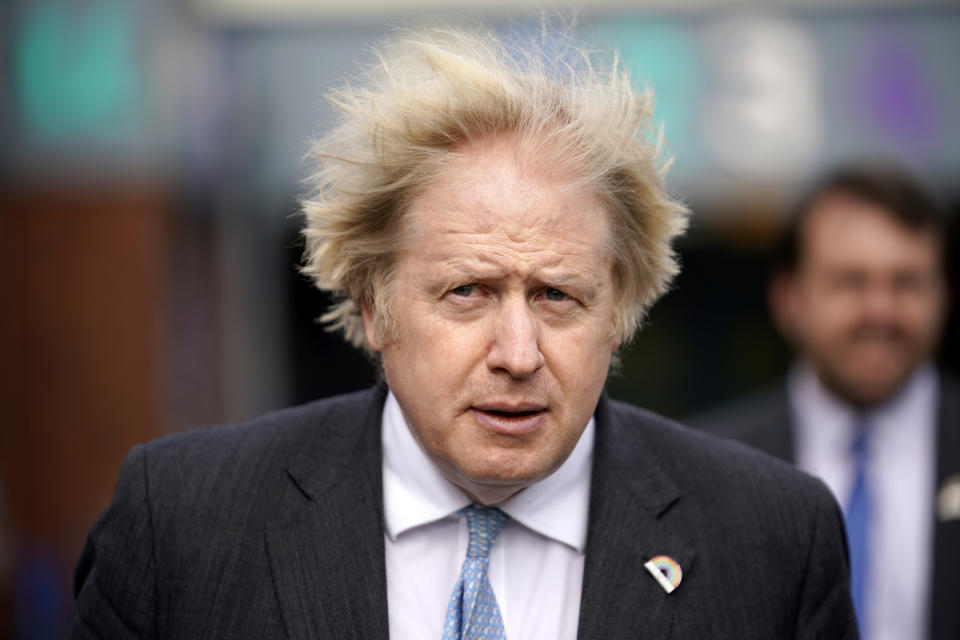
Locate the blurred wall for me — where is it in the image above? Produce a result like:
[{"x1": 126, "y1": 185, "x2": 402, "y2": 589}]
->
[{"x1": 1, "y1": 0, "x2": 958, "y2": 635}]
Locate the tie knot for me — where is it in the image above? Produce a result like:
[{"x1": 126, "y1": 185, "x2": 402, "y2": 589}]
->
[
  {"x1": 850, "y1": 423, "x2": 870, "y2": 461},
  {"x1": 463, "y1": 505, "x2": 508, "y2": 558}
]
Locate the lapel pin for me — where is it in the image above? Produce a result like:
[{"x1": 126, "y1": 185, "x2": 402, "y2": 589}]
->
[
  {"x1": 645, "y1": 555, "x2": 682, "y2": 594},
  {"x1": 937, "y1": 474, "x2": 960, "y2": 522}
]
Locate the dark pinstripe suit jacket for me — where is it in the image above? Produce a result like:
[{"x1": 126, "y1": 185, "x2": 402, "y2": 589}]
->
[
  {"x1": 71, "y1": 385, "x2": 858, "y2": 639},
  {"x1": 689, "y1": 372, "x2": 960, "y2": 640}
]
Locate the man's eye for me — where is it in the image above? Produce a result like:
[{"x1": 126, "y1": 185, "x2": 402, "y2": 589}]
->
[
  {"x1": 544, "y1": 288, "x2": 569, "y2": 302},
  {"x1": 451, "y1": 284, "x2": 475, "y2": 297},
  {"x1": 831, "y1": 272, "x2": 866, "y2": 291},
  {"x1": 892, "y1": 272, "x2": 926, "y2": 293}
]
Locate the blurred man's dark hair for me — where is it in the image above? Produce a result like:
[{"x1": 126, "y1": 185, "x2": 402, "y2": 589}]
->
[{"x1": 773, "y1": 164, "x2": 949, "y2": 275}]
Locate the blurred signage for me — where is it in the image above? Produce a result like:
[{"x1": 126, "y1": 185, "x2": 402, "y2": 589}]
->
[
  {"x1": 594, "y1": 19, "x2": 703, "y2": 172},
  {"x1": 186, "y1": 0, "x2": 952, "y2": 24},
  {"x1": 14, "y1": 1, "x2": 143, "y2": 143},
  {"x1": 699, "y1": 15, "x2": 822, "y2": 180}
]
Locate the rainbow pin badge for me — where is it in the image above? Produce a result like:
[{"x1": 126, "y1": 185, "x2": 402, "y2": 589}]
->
[{"x1": 644, "y1": 555, "x2": 682, "y2": 594}]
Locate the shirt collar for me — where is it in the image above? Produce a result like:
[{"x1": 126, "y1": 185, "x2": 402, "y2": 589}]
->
[
  {"x1": 790, "y1": 359, "x2": 938, "y2": 450},
  {"x1": 381, "y1": 390, "x2": 593, "y2": 553}
]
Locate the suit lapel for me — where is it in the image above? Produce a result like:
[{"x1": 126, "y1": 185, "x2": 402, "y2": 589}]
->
[
  {"x1": 578, "y1": 397, "x2": 695, "y2": 640},
  {"x1": 265, "y1": 387, "x2": 390, "y2": 640},
  {"x1": 930, "y1": 373, "x2": 960, "y2": 640}
]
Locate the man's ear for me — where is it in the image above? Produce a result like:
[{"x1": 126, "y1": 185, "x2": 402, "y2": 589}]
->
[{"x1": 361, "y1": 301, "x2": 383, "y2": 352}]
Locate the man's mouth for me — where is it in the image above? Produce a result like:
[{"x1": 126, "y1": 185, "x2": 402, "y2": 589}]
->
[
  {"x1": 483, "y1": 409, "x2": 541, "y2": 418},
  {"x1": 850, "y1": 325, "x2": 905, "y2": 343},
  {"x1": 470, "y1": 405, "x2": 547, "y2": 435}
]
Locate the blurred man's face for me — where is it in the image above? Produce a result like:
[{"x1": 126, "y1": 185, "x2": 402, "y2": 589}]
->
[
  {"x1": 363, "y1": 134, "x2": 619, "y2": 505},
  {"x1": 773, "y1": 194, "x2": 947, "y2": 407}
]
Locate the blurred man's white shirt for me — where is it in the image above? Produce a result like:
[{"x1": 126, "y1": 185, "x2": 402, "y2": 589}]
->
[{"x1": 791, "y1": 361, "x2": 938, "y2": 640}]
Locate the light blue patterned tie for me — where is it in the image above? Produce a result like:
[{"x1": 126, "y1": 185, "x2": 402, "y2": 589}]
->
[
  {"x1": 844, "y1": 423, "x2": 871, "y2": 636},
  {"x1": 442, "y1": 505, "x2": 509, "y2": 640}
]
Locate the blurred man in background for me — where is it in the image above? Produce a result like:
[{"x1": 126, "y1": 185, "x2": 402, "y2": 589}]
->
[{"x1": 692, "y1": 166, "x2": 959, "y2": 640}]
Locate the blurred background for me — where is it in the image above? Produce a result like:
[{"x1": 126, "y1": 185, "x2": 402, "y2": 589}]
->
[{"x1": 1, "y1": 0, "x2": 958, "y2": 635}]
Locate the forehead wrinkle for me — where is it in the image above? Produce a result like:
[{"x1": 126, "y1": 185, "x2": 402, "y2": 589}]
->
[
  {"x1": 401, "y1": 137, "x2": 616, "y2": 288},
  {"x1": 446, "y1": 243, "x2": 560, "y2": 281},
  {"x1": 405, "y1": 207, "x2": 614, "y2": 290},
  {"x1": 438, "y1": 241, "x2": 611, "y2": 293}
]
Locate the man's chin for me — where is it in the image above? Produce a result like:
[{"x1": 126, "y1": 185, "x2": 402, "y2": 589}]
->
[
  {"x1": 449, "y1": 459, "x2": 552, "y2": 504},
  {"x1": 821, "y1": 368, "x2": 913, "y2": 409},
  {"x1": 457, "y1": 466, "x2": 542, "y2": 491}
]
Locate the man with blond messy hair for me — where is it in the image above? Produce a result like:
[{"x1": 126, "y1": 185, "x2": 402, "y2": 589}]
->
[{"x1": 72, "y1": 23, "x2": 857, "y2": 639}]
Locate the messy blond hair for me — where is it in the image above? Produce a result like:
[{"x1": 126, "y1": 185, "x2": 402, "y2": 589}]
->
[{"x1": 301, "y1": 21, "x2": 689, "y2": 351}]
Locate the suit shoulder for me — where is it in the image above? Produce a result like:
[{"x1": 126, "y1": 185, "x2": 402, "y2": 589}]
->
[
  {"x1": 146, "y1": 386, "x2": 382, "y2": 463},
  {"x1": 128, "y1": 386, "x2": 385, "y2": 513},
  {"x1": 685, "y1": 383, "x2": 788, "y2": 435},
  {"x1": 604, "y1": 397, "x2": 828, "y2": 506},
  {"x1": 681, "y1": 383, "x2": 795, "y2": 461}
]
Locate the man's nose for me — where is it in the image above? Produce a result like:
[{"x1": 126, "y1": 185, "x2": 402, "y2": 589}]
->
[
  {"x1": 486, "y1": 298, "x2": 545, "y2": 379},
  {"x1": 861, "y1": 282, "x2": 898, "y2": 324}
]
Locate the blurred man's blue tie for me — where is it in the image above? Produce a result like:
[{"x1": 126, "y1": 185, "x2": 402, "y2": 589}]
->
[
  {"x1": 844, "y1": 424, "x2": 871, "y2": 636},
  {"x1": 443, "y1": 505, "x2": 509, "y2": 640}
]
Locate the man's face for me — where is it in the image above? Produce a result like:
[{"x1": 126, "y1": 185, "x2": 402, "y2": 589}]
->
[
  {"x1": 363, "y1": 135, "x2": 619, "y2": 504},
  {"x1": 773, "y1": 194, "x2": 947, "y2": 407}
]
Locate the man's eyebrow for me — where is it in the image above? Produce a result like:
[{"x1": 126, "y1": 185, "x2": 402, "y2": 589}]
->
[
  {"x1": 540, "y1": 272, "x2": 588, "y2": 285},
  {"x1": 439, "y1": 262, "x2": 491, "y2": 280},
  {"x1": 441, "y1": 263, "x2": 585, "y2": 283}
]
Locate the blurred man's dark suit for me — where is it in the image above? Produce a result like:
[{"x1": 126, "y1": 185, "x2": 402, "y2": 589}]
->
[
  {"x1": 71, "y1": 385, "x2": 857, "y2": 639},
  {"x1": 690, "y1": 372, "x2": 960, "y2": 640}
]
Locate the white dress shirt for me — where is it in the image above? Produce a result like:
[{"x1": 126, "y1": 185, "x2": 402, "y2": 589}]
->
[
  {"x1": 382, "y1": 391, "x2": 592, "y2": 640},
  {"x1": 790, "y1": 362, "x2": 938, "y2": 640}
]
